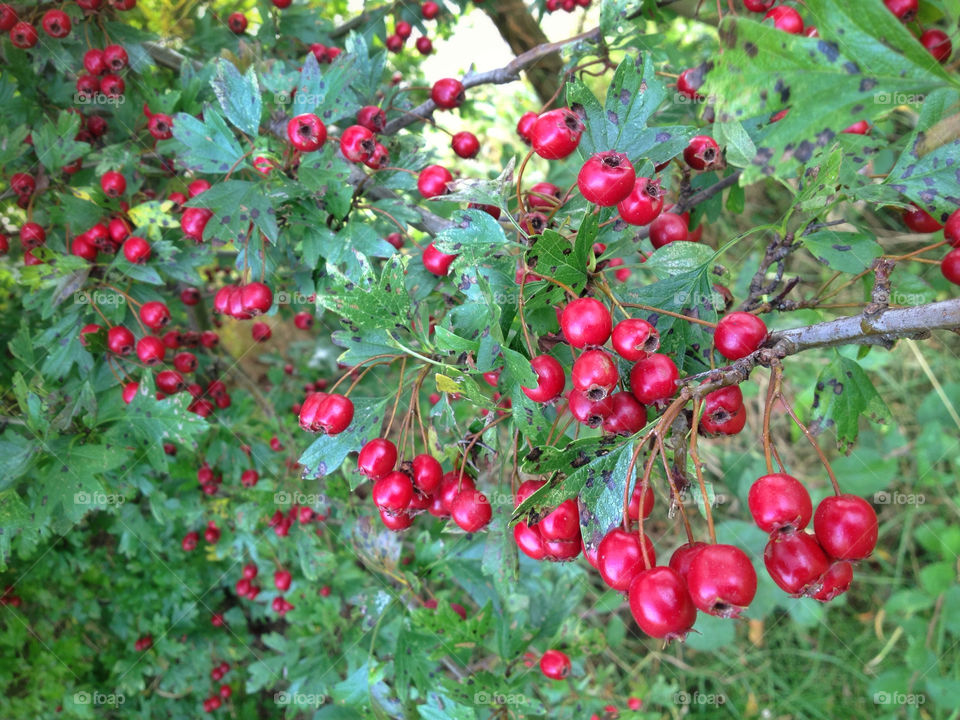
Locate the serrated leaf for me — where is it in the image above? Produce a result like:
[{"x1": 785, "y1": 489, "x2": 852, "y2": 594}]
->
[
  {"x1": 298, "y1": 396, "x2": 389, "y2": 483},
  {"x1": 644, "y1": 241, "x2": 715, "y2": 275},
  {"x1": 810, "y1": 355, "x2": 891, "y2": 452},
  {"x1": 291, "y1": 52, "x2": 357, "y2": 124},
  {"x1": 801, "y1": 229, "x2": 882, "y2": 273},
  {"x1": 169, "y1": 107, "x2": 245, "y2": 174},
  {"x1": 33, "y1": 112, "x2": 89, "y2": 172},
  {"x1": 127, "y1": 200, "x2": 179, "y2": 240},
  {"x1": 524, "y1": 229, "x2": 589, "y2": 309},
  {"x1": 211, "y1": 59, "x2": 262, "y2": 136},
  {"x1": 186, "y1": 179, "x2": 279, "y2": 243}
]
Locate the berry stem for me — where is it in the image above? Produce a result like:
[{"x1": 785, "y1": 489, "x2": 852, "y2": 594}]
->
[
  {"x1": 515, "y1": 149, "x2": 535, "y2": 216},
  {"x1": 517, "y1": 277, "x2": 537, "y2": 357},
  {"x1": 328, "y1": 353, "x2": 401, "y2": 394},
  {"x1": 619, "y1": 302, "x2": 717, "y2": 328},
  {"x1": 778, "y1": 386, "x2": 841, "y2": 495},
  {"x1": 688, "y1": 398, "x2": 717, "y2": 544},
  {"x1": 383, "y1": 357, "x2": 408, "y2": 437},
  {"x1": 761, "y1": 365, "x2": 783, "y2": 475},
  {"x1": 657, "y1": 434, "x2": 695, "y2": 544}
]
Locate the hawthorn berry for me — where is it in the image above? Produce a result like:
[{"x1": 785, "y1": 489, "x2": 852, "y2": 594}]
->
[
  {"x1": 451, "y1": 131, "x2": 480, "y2": 159},
  {"x1": 602, "y1": 392, "x2": 648, "y2": 435},
  {"x1": 686, "y1": 543, "x2": 757, "y2": 617},
  {"x1": 578, "y1": 152, "x2": 636, "y2": 206},
  {"x1": 539, "y1": 650, "x2": 571, "y2": 680},
  {"x1": 274, "y1": 569, "x2": 292, "y2": 592},
  {"x1": 676, "y1": 67, "x2": 704, "y2": 100},
  {"x1": 648, "y1": 212, "x2": 689, "y2": 248},
  {"x1": 699, "y1": 385, "x2": 747, "y2": 436},
  {"x1": 812, "y1": 561, "x2": 854, "y2": 602},
  {"x1": 527, "y1": 181, "x2": 562, "y2": 210},
  {"x1": 764, "y1": 6, "x2": 804, "y2": 33},
  {"x1": 10, "y1": 172, "x2": 35, "y2": 197},
  {"x1": 611, "y1": 318, "x2": 659, "y2": 361},
  {"x1": 156, "y1": 370, "x2": 186, "y2": 395},
  {"x1": 521, "y1": 354, "x2": 566, "y2": 403},
  {"x1": 0, "y1": 5, "x2": 15, "y2": 32},
  {"x1": 764, "y1": 530, "x2": 830, "y2": 596},
  {"x1": 743, "y1": 0, "x2": 775, "y2": 9},
  {"x1": 181, "y1": 207, "x2": 213, "y2": 242},
  {"x1": 41, "y1": 10, "x2": 71, "y2": 38},
  {"x1": 568, "y1": 388, "x2": 614, "y2": 427},
  {"x1": 136, "y1": 336, "x2": 166, "y2": 365},
  {"x1": 373, "y1": 471, "x2": 414, "y2": 512},
  {"x1": 516, "y1": 111, "x2": 538, "y2": 143},
  {"x1": 597, "y1": 528, "x2": 657, "y2": 591},
  {"x1": 294, "y1": 312, "x2": 314, "y2": 330},
  {"x1": 560, "y1": 297, "x2": 612, "y2": 348},
  {"x1": 813, "y1": 494, "x2": 878, "y2": 560},
  {"x1": 140, "y1": 301, "x2": 171, "y2": 330},
  {"x1": 417, "y1": 165, "x2": 453, "y2": 198},
  {"x1": 628, "y1": 566, "x2": 698, "y2": 639},
  {"x1": 901, "y1": 203, "x2": 942, "y2": 233},
  {"x1": 416, "y1": 36, "x2": 433, "y2": 55},
  {"x1": 122, "y1": 382, "x2": 139, "y2": 404},
  {"x1": 571, "y1": 349, "x2": 619, "y2": 401},
  {"x1": 356, "y1": 105, "x2": 387, "y2": 133},
  {"x1": 340, "y1": 124, "x2": 376, "y2": 163},
  {"x1": 251, "y1": 322, "x2": 271, "y2": 342},
  {"x1": 450, "y1": 489, "x2": 493, "y2": 532},
  {"x1": 943, "y1": 209, "x2": 960, "y2": 247},
  {"x1": 10, "y1": 21, "x2": 38, "y2": 49},
  {"x1": 107, "y1": 326, "x2": 135, "y2": 355},
  {"x1": 942, "y1": 249, "x2": 960, "y2": 285},
  {"x1": 884, "y1": 0, "x2": 917, "y2": 21},
  {"x1": 531, "y1": 108, "x2": 584, "y2": 160},
  {"x1": 358, "y1": 438, "x2": 398, "y2": 480},
  {"x1": 683, "y1": 135, "x2": 722, "y2": 171},
  {"x1": 412, "y1": 454, "x2": 443, "y2": 494},
  {"x1": 629, "y1": 353, "x2": 678, "y2": 405},
  {"x1": 422, "y1": 1, "x2": 440, "y2": 19},
  {"x1": 920, "y1": 29, "x2": 952, "y2": 63},
  {"x1": 100, "y1": 74, "x2": 125, "y2": 97},
  {"x1": 422, "y1": 242, "x2": 457, "y2": 276},
  {"x1": 227, "y1": 12, "x2": 248, "y2": 33},
  {"x1": 617, "y1": 176, "x2": 664, "y2": 225},
  {"x1": 386, "y1": 33, "x2": 403, "y2": 52},
  {"x1": 315, "y1": 393, "x2": 354, "y2": 434},
  {"x1": 748, "y1": 473, "x2": 812, "y2": 534},
  {"x1": 287, "y1": 113, "x2": 327, "y2": 152},
  {"x1": 714, "y1": 311, "x2": 768, "y2": 360},
  {"x1": 20, "y1": 222, "x2": 46, "y2": 249},
  {"x1": 431, "y1": 78, "x2": 465, "y2": 109},
  {"x1": 103, "y1": 44, "x2": 129, "y2": 71},
  {"x1": 148, "y1": 113, "x2": 174, "y2": 140},
  {"x1": 396, "y1": 20, "x2": 412, "y2": 39}
]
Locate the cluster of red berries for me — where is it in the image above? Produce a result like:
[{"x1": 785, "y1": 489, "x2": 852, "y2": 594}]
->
[
  {"x1": 212, "y1": 281, "x2": 274, "y2": 319},
  {"x1": 267, "y1": 501, "x2": 325, "y2": 538},
  {"x1": 181, "y1": 520, "x2": 220, "y2": 551},
  {"x1": 902, "y1": 206, "x2": 960, "y2": 286},
  {"x1": 77, "y1": 44, "x2": 129, "y2": 99},
  {"x1": 298, "y1": 391, "x2": 355, "y2": 434},
  {"x1": 0, "y1": 584, "x2": 23, "y2": 608},
  {"x1": 545, "y1": 0, "x2": 591, "y2": 13},
  {"x1": 133, "y1": 634, "x2": 153, "y2": 652},
  {"x1": 385, "y1": 2, "x2": 441, "y2": 56},
  {"x1": 202, "y1": 661, "x2": 232, "y2": 712}
]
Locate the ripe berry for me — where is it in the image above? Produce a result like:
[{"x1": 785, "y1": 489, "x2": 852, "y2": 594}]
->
[
  {"x1": 148, "y1": 113, "x2": 173, "y2": 140},
  {"x1": 287, "y1": 114, "x2": 327, "y2": 152},
  {"x1": 628, "y1": 566, "x2": 698, "y2": 639},
  {"x1": 611, "y1": 318, "x2": 659, "y2": 361},
  {"x1": 136, "y1": 336, "x2": 166, "y2": 365},
  {"x1": 748, "y1": 473, "x2": 812, "y2": 534},
  {"x1": 181, "y1": 207, "x2": 213, "y2": 242},
  {"x1": 597, "y1": 528, "x2": 656, "y2": 591},
  {"x1": 0, "y1": 5, "x2": 16, "y2": 32},
  {"x1": 358, "y1": 438, "x2": 398, "y2": 480},
  {"x1": 340, "y1": 124, "x2": 376, "y2": 163},
  {"x1": 416, "y1": 36, "x2": 433, "y2": 55},
  {"x1": 251, "y1": 322, "x2": 271, "y2": 342},
  {"x1": 431, "y1": 78, "x2": 464, "y2": 109},
  {"x1": 571, "y1": 349, "x2": 619, "y2": 401},
  {"x1": 241, "y1": 282, "x2": 273, "y2": 315},
  {"x1": 451, "y1": 131, "x2": 480, "y2": 159},
  {"x1": 531, "y1": 108, "x2": 584, "y2": 160},
  {"x1": 714, "y1": 311, "x2": 767, "y2": 360},
  {"x1": 578, "y1": 152, "x2": 636, "y2": 206},
  {"x1": 41, "y1": 10, "x2": 71, "y2": 38},
  {"x1": 538, "y1": 499, "x2": 580, "y2": 542},
  {"x1": 602, "y1": 392, "x2": 648, "y2": 435},
  {"x1": 686, "y1": 544, "x2": 757, "y2": 617},
  {"x1": 539, "y1": 650, "x2": 571, "y2": 680},
  {"x1": 764, "y1": 530, "x2": 830, "y2": 596},
  {"x1": 422, "y1": 1, "x2": 440, "y2": 19},
  {"x1": 649, "y1": 212, "x2": 689, "y2": 248},
  {"x1": 521, "y1": 354, "x2": 565, "y2": 403},
  {"x1": 20, "y1": 222, "x2": 46, "y2": 249},
  {"x1": 100, "y1": 74, "x2": 125, "y2": 97},
  {"x1": 107, "y1": 326, "x2": 135, "y2": 355},
  {"x1": 629, "y1": 354, "x2": 678, "y2": 405},
  {"x1": 516, "y1": 111, "x2": 538, "y2": 143},
  {"x1": 10, "y1": 172, "x2": 35, "y2": 197},
  {"x1": 122, "y1": 382, "x2": 139, "y2": 404},
  {"x1": 884, "y1": 0, "x2": 917, "y2": 21},
  {"x1": 618, "y1": 177, "x2": 664, "y2": 225},
  {"x1": 274, "y1": 569, "x2": 292, "y2": 592},
  {"x1": 140, "y1": 301, "x2": 171, "y2": 331},
  {"x1": 356, "y1": 105, "x2": 386, "y2": 133},
  {"x1": 174, "y1": 352, "x2": 197, "y2": 374},
  {"x1": 842, "y1": 120, "x2": 870, "y2": 135},
  {"x1": 683, "y1": 135, "x2": 722, "y2": 171},
  {"x1": 567, "y1": 389, "x2": 613, "y2": 427},
  {"x1": 764, "y1": 6, "x2": 804, "y2": 33},
  {"x1": 228, "y1": 12, "x2": 247, "y2": 33},
  {"x1": 943, "y1": 209, "x2": 960, "y2": 247},
  {"x1": 417, "y1": 165, "x2": 453, "y2": 198},
  {"x1": 122, "y1": 236, "x2": 150, "y2": 264},
  {"x1": 315, "y1": 393, "x2": 354, "y2": 434},
  {"x1": 450, "y1": 489, "x2": 492, "y2": 532},
  {"x1": 422, "y1": 242, "x2": 457, "y2": 276},
  {"x1": 182, "y1": 531, "x2": 199, "y2": 551},
  {"x1": 560, "y1": 297, "x2": 611, "y2": 348},
  {"x1": 699, "y1": 385, "x2": 747, "y2": 436},
  {"x1": 240, "y1": 469, "x2": 259, "y2": 487},
  {"x1": 812, "y1": 561, "x2": 853, "y2": 602},
  {"x1": 411, "y1": 454, "x2": 442, "y2": 494},
  {"x1": 920, "y1": 29, "x2": 952, "y2": 63},
  {"x1": 901, "y1": 203, "x2": 942, "y2": 233},
  {"x1": 386, "y1": 34, "x2": 403, "y2": 52},
  {"x1": 627, "y1": 482, "x2": 655, "y2": 523},
  {"x1": 527, "y1": 181, "x2": 562, "y2": 210},
  {"x1": 156, "y1": 370, "x2": 186, "y2": 395},
  {"x1": 676, "y1": 67, "x2": 704, "y2": 100},
  {"x1": 396, "y1": 20, "x2": 412, "y2": 39},
  {"x1": 813, "y1": 494, "x2": 878, "y2": 560},
  {"x1": 515, "y1": 520, "x2": 546, "y2": 560},
  {"x1": 10, "y1": 21, "x2": 38, "y2": 49},
  {"x1": 942, "y1": 248, "x2": 960, "y2": 285}
]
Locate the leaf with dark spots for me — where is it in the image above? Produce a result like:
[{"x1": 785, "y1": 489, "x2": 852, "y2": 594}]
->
[
  {"x1": 817, "y1": 40, "x2": 840, "y2": 62},
  {"x1": 744, "y1": 41, "x2": 758, "y2": 57},
  {"x1": 810, "y1": 355, "x2": 890, "y2": 453},
  {"x1": 607, "y1": 110, "x2": 619, "y2": 126}
]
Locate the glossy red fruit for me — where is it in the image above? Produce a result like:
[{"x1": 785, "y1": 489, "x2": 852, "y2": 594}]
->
[
  {"x1": 451, "y1": 131, "x2": 480, "y2": 159},
  {"x1": 561, "y1": 297, "x2": 611, "y2": 348},
  {"x1": 156, "y1": 370, "x2": 186, "y2": 396},
  {"x1": 627, "y1": 482, "x2": 655, "y2": 523},
  {"x1": 676, "y1": 67, "x2": 704, "y2": 100},
  {"x1": 10, "y1": 172, "x2": 34, "y2": 197},
  {"x1": 567, "y1": 389, "x2": 613, "y2": 427},
  {"x1": 422, "y1": 1, "x2": 440, "y2": 19},
  {"x1": 340, "y1": 124, "x2": 376, "y2": 163},
  {"x1": 611, "y1": 318, "x2": 659, "y2": 361},
  {"x1": 942, "y1": 249, "x2": 960, "y2": 285},
  {"x1": 274, "y1": 569, "x2": 292, "y2": 592},
  {"x1": 628, "y1": 566, "x2": 698, "y2": 639},
  {"x1": 395, "y1": 20, "x2": 412, "y2": 39},
  {"x1": 684, "y1": 135, "x2": 722, "y2": 171},
  {"x1": 439, "y1": 472, "x2": 475, "y2": 513},
  {"x1": 597, "y1": 528, "x2": 657, "y2": 591},
  {"x1": 416, "y1": 36, "x2": 433, "y2": 55},
  {"x1": 902, "y1": 203, "x2": 943, "y2": 233},
  {"x1": 617, "y1": 177, "x2": 664, "y2": 226},
  {"x1": 41, "y1": 10, "x2": 71, "y2": 38},
  {"x1": 287, "y1": 113, "x2": 327, "y2": 152},
  {"x1": 385, "y1": 34, "x2": 404, "y2": 52},
  {"x1": 668, "y1": 541, "x2": 709, "y2": 580},
  {"x1": 10, "y1": 21, "x2": 38, "y2": 49},
  {"x1": 240, "y1": 469, "x2": 259, "y2": 487},
  {"x1": 103, "y1": 44, "x2": 128, "y2": 71},
  {"x1": 122, "y1": 382, "x2": 139, "y2": 404},
  {"x1": 842, "y1": 120, "x2": 870, "y2": 135},
  {"x1": 764, "y1": 6, "x2": 803, "y2": 33},
  {"x1": 516, "y1": 111, "x2": 538, "y2": 143},
  {"x1": 686, "y1": 544, "x2": 757, "y2": 617},
  {"x1": 813, "y1": 494, "x2": 878, "y2": 560},
  {"x1": 358, "y1": 438, "x2": 398, "y2": 479},
  {"x1": 181, "y1": 207, "x2": 213, "y2": 242},
  {"x1": 251, "y1": 322, "x2": 271, "y2": 342},
  {"x1": 629, "y1": 354, "x2": 678, "y2": 405},
  {"x1": 526, "y1": 182, "x2": 562, "y2": 210},
  {"x1": 0, "y1": 5, "x2": 17, "y2": 33},
  {"x1": 182, "y1": 531, "x2": 199, "y2": 551},
  {"x1": 921, "y1": 29, "x2": 952, "y2": 63},
  {"x1": 422, "y1": 242, "x2": 457, "y2": 276},
  {"x1": 748, "y1": 473, "x2": 812, "y2": 534},
  {"x1": 228, "y1": 12, "x2": 247, "y2": 33},
  {"x1": 107, "y1": 326, "x2": 135, "y2": 355},
  {"x1": 417, "y1": 165, "x2": 453, "y2": 198},
  {"x1": 944, "y1": 209, "x2": 960, "y2": 248},
  {"x1": 450, "y1": 489, "x2": 492, "y2": 532},
  {"x1": 20, "y1": 222, "x2": 45, "y2": 249},
  {"x1": 412, "y1": 454, "x2": 443, "y2": 494},
  {"x1": 431, "y1": 78, "x2": 464, "y2": 109},
  {"x1": 514, "y1": 521, "x2": 546, "y2": 560},
  {"x1": 883, "y1": 0, "x2": 917, "y2": 21},
  {"x1": 100, "y1": 74, "x2": 125, "y2": 97},
  {"x1": 241, "y1": 282, "x2": 273, "y2": 316},
  {"x1": 373, "y1": 471, "x2": 414, "y2": 512},
  {"x1": 148, "y1": 113, "x2": 174, "y2": 140},
  {"x1": 173, "y1": 352, "x2": 196, "y2": 373},
  {"x1": 136, "y1": 336, "x2": 166, "y2": 365},
  {"x1": 316, "y1": 394, "x2": 354, "y2": 434},
  {"x1": 521, "y1": 354, "x2": 565, "y2": 402},
  {"x1": 743, "y1": 0, "x2": 775, "y2": 10},
  {"x1": 123, "y1": 236, "x2": 150, "y2": 264},
  {"x1": 539, "y1": 650, "x2": 571, "y2": 680},
  {"x1": 602, "y1": 392, "x2": 648, "y2": 435},
  {"x1": 571, "y1": 349, "x2": 619, "y2": 401},
  {"x1": 140, "y1": 301, "x2": 171, "y2": 331},
  {"x1": 764, "y1": 530, "x2": 830, "y2": 596},
  {"x1": 699, "y1": 385, "x2": 747, "y2": 436},
  {"x1": 356, "y1": 105, "x2": 386, "y2": 133},
  {"x1": 648, "y1": 212, "x2": 689, "y2": 248},
  {"x1": 714, "y1": 311, "x2": 767, "y2": 360},
  {"x1": 578, "y1": 152, "x2": 636, "y2": 206},
  {"x1": 294, "y1": 312, "x2": 313, "y2": 330},
  {"x1": 531, "y1": 108, "x2": 584, "y2": 160},
  {"x1": 538, "y1": 499, "x2": 580, "y2": 543},
  {"x1": 812, "y1": 561, "x2": 853, "y2": 602},
  {"x1": 71, "y1": 235, "x2": 98, "y2": 261}
]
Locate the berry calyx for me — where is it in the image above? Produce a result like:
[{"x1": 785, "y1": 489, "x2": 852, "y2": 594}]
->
[
  {"x1": 578, "y1": 152, "x2": 636, "y2": 207},
  {"x1": 683, "y1": 135, "x2": 722, "y2": 171}
]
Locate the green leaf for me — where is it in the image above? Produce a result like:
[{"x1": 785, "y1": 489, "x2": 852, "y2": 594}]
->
[
  {"x1": 524, "y1": 229, "x2": 589, "y2": 309},
  {"x1": 298, "y1": 396, "x2": 389, "y2": 483},
  {"x1": 577, "y1": 441, "x2": 639, "y2": 556},
  {"x1": 433, "y1": 209, "x2": 517, "y2": 256},
  {"x1": 211, "y1": 59, "x2": 262, "y2": 137},
  {"x1": 810, "y1": 355, "x2": 891, "y2": 452},
  {"x1": 291, "y1": 52, "x2": 358, "y2": 124},
  {"x1": 33, "y1": 112, "x2": 89, "y2": 172},
  {"x1": 801, "y1": 229, "x2": 883, "y2": 273},
  {"x1": 317, "y1": 252, "x2": 412, "y2": 331},
  {"x1": 169, "y1": 106, "x2": 245, "y2": 174},
  {"x1": 714, "y1": 119, "x2": 757, "y2": 167},
  {"x1": 298, "y1": 152, "x2": 355, "y2": 220},
  {"x1": 644, "y1": 241, "x2": 715, "y2": 275},
  {"x1": 186, "y1": 179, "x2": 279, "y2": 243}
]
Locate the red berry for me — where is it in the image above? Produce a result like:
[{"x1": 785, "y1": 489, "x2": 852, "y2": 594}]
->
[
  {"x1": 668, "y1": 541, "x2": 709, "y2": 580},
  {"x1": 699, "y1": 385, "x2": 747, "y2": 436},
  {"x1": 136, "y1": 336, "x2": 166, "y2": 365},
  {"x1": 0, "y1": 5, "x2": 17, "y2": 32},
  {"x1": 748, "y1": 473, "x2": 812, "y2": 534},
  {"x1": 20, "y1": 222, "x2": 45, "y2": 249},
  {"x1": 943, "y1": 209, "x2": 960, "y2": 248},
  {"x1": 812, "y1": 561, "x2": 853, "y2": 602},
  {"x1": 539, "y1": 650, "x2": 571, "y2": 680},
  {"x1": 883, "y1": 0, "x2": 917, "y2": 21},
  {"x1": 514, "y1": 520, "x2": 546, "y2": 560},
  {"x1": 813, "y1": 494, "x2": 878, "y2": 560},
  {"x1": 611, "y1": 318, "x2": 659, "y2": 361},
  {"x1": 901, "y1": 203, "x2": 942, "y2": 233},
  {"x1": 41, "y1": 10, "x2": 71, "y2": 38},
  {"x1": 686, "y1": 544, "x2": 757, "y2": 617},
  {"x1": 294, "y1": 312, "x2": 313, "y2": 330},
  {"x1": 602, "y1": 392, "x2": 648, "y2": 435},
  {"x1": 100, "y1": 74, "x2": 125, "y2": 97},
  {"x1": 182, "y1": 531, "x2": 199, "y2": 551},
  {"x1": 560, "y1": 297, "x2": 611, "y2": 348},
  {"x1": 764, "y1": 6, "x2": 804, "y2": 33},
  {"x1": 242, "y1": 563, "x2": 258, "y2": 580},
  {"x1": 629, "y1": 353, "x2": 678, "y2": 405},
  {"x1": 571, "y1": 349, "x2": 619, "y2": 401},
  {"x1": 123, "y1": 236, "x2": 151, "y2": 264},
  {"x1": 241, "y1": 469, "x2": 259, "y2": 487},
  {"x1": 412, "y1": 454, "x2": 443, "y2": 494},
  {"x1": 103, "y1": 44, "x2": 128, "y2": 71},
  {"x1": 942, "y1": 248, "x2": 960, "y2": 285},
  {"x1": 10, "y1": 21, "x2": 38, "y2": 49},
  {"x1": 597, "y1": 528, "x2": 656, "y2": 591},
  {"x1": 228, "y1": 12, "x2": 247, "y2": 33},
  {"x1": 450, "y1": 488, "x2": 492, "y2": 532},
  {"x1": 516, "y1": 111, "x2": 538, "y2": 143},
  {"x1": 122, "y1": 382, "x2": 139, "y2": 404},
  {"x1": 241, "y1": 282, "x2": 273, "y2": 316},
  {"x1": 422, "y1": 1, "x2": 440, "y2": 19},
  {"x1": 676, "y1": 67, "x2": 704, "y2": 100},
  {"x1": 531, "y1": 108, "x2": 584, "y2": 160},
  {"x1": 521, "y1": 354, "x2": 566, "y2": 403},
  {"x1": 578, "y1": 152, "x2": 636, "y2": 206},
  {"x1": 743, "y1": 0, "x2": 775, "y2": 9},
  {"x1": 181, "y1": 207, "x2": 213, "y2": 242},
  {"x1": 617, "y1": 177, "x2": 664, "y2": 226},
  {"x1": 251, "y1": 322, "x2": 271, "y2": 342},
  {"x1": 287, "y1": 113, "x2": 327, "y2": 152},
  {"x1": 148, "y1": 113, "x2": 174, "y2": 140},
  {"x1": 451, "y1": 131, "x2": 480, "y2": 159},
  {"x1": 274, "y1": 569, "x2": 292, "y2": 592},
  {"x1": 415, "y1": 36, "x2": 433, "y2": 55},
  {"x1": 140, "y1": 301, "x2": 171, "y2": 331},
  {"x1": 396, "y1": 20, "x2": 412, "y2": 39},
  {"x1": 567, "y1": 388, "x2": 614, "y2": 427},
  {"x1": 648, "y1": 212, "x2": 689, "y2": 248},
  {"x1": 10, "y1": 172, "x2": 35, "y2": 197},
  {"x1": 417, "y1": 165, "x2": 453, "y2": 198},
  {"x1": 627, "y1": 482, "x2": 655, "y2": 523},
  {"x1": 764, "y1": 530, "x2": 830, "y2": 596},
  {"x1": 527, "y1": 182, "x2": 562, "y2": 210},
  {"x1": 422, "y1": 242, "x2": 457, "y2": 276},
  {"x1": 431, "y1": 78, "x2": 464, "y2": 109},
  {"x1": 356, "y1": 105, "x2": 386, "y2": 133},
  {"x1": 358, "y1": 438, "x2": 398, "y2": 479},
  {"x1": 340, "y1": 125, "x2": 376, "y2": 163},
  {"x1": 714, "y1": 311, "x2": 767, "y2": 360},
  {"x1": 316, "y1": 393, "x2": 354, "y2": 434},
  {"x1": 107, "y1": 326, "x2": 135, "y2": 355},
  {"x1": 628, "y1": 566, "x2": 697, "y2": 639},
  {"x1": 920, "y1": 29, "x2": 952, "y2": 63},
  {"x1": 683, "y1": 135, "x2": 722, "y2": 171},
  {"x1": 157, "y1": 370, "x2": 186, "y2": 395},
  {"x1": 842, "y1": 120, "x2": 870, "y2": 135}
]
